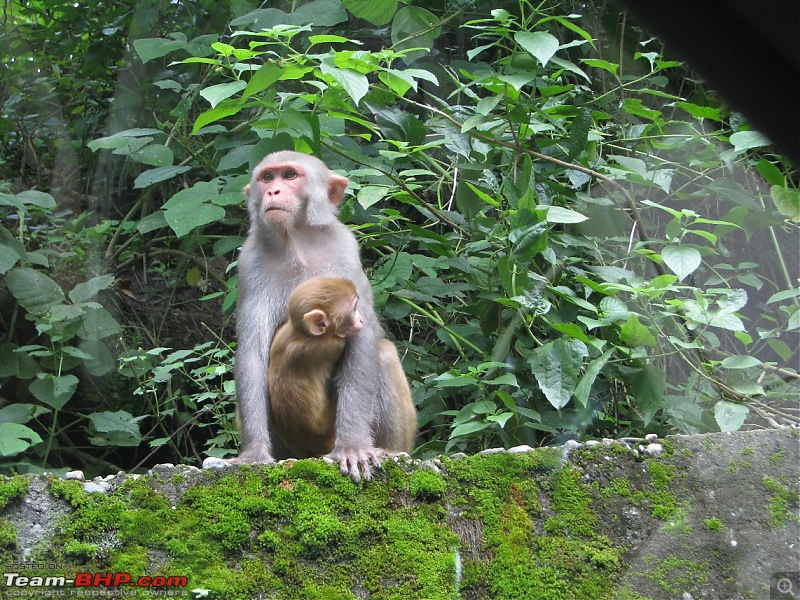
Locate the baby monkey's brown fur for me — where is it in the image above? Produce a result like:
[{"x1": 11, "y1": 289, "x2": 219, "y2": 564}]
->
[{"x1": 268, "y1": 277, "x2": 363, "y2": 458}]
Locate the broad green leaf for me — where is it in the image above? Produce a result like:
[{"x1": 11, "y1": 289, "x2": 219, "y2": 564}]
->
[
  {"x1": 486, "y1": 412, "x2": 514, "y2": 428},
  {"x1": 717, "y1": 289, "x2": 748, "y2": 315},
  {"x1": 88, "y1": 410, "x2": 143, "y2": 434},
  {"x1": 545, "y1": 321, "x2": 593, "y2": 345},
  {"x1": 379, "y1": 70, "x2": 417, "y2": 97},
  {"x1": 549, "y1": 56, "x2": 590, "y2": 81},
  {"x1": 0, "y1": 423, "x2": 42, "y2": 456},
  {"x1": 88, "y1": 128, "x2": 163, "y2": 151},
  {"x1": 218, "y1": 145, "x2": 254, "y2": 172},
  {"x1": 756, "y1": 158, "x2": 785, "y2": 186},
  {"x1": 582, "y1": 58, "x2": 618, "y2": 75},
  {"x1": 662, "y1": 245, "x2": 701, "y2": 282},
  {"x1": 230, "y1": 8, "x2": 291, "y2": 30},
  {"x1": 69, "y1": 275, "x2": 115, "y2": 304},
  {"x1": 788, "y1": 307, "x2": 800, "y2": 330},
  {"x1": 766, "y1": 339, "x2": 792, "y2": 361},
  {"x1": 497, "y1": 72, "x2": 535, "y2": 90},
  {"x1": 433, "y1": 374, "x2": 477, "y2": 388},
  {"x1": 78, "y1": 305, "x2": 121, "y2": 340},
  {"x1": 567, "y1": 108, "x2": 592, "y2": 159},
  {"x1": 16, "y1": 190, "x2": 56, "y2": 209},
  {"x1": 357, "y1": 185, "x2": 390, "y2": 209},
  {"x1": 293, "y1": 0, "x2": 348, "y2": 26},
  {"x1": 48, "y1": 304, "x2": 83, "y2": 323},
  {"x1": 676, "y1": 102, "x2": 723, "y2": 121},
  {"x1": 79, "y1": 339, "x2": 116, "y2": 377},
  {"x1": 465, "y1": 183, "x2": 500, "y2": 207},
  {"x1": 0, "y1": 244, "x2": 20, "y2": 274},
  {"x1": 5, "y1": 267, "x2": 65, "y2": 314},
  {"x1": 130, "y1": 144, "x2": 174, "y2": 167},
  {"x1": 514, "y1": 31, "x2": 559, "y2": 67},
  {"x1": 344, "y1": 0, "x2": 398, "y2": 25},
  {"x1": 730, "y1": 130, "x2": 769, "y2": 153},
  {"x1": 767, "y1": 288, "x2": 800, "y2": 304},
  {"x1": 29, "y1": 374, "x2": 79, "y2": 410},
  {"x1": 309, "y1": 34, "x2": 351, "y2": 45},
  {"x1": 683, "y1": 300, "x2": 746, "y2": 332},
  {"x1": 165, "y1": 201, "x2": 226, "y2": 238},
  {"x1": 0, "y1": 403, "x2": 46, "y2": 425},
  {"x1": 619, "y1": 314, "x2": 657, "y2": 347},
  {"x1": 200, "y1": 81, "x2": 247, "y2": 108},
  {"x1": 726, "y1": 374, "x2": 764, "y2": 397},
  {"x1": 0, "y1": 224, "x2": 25, "y2": 260},
  {"x1": 133, "y1": 35, "x2": 187, "y2": 63},
  {"x1": 530, "y1": 339, "x2": 587, "y2": 410},
  {"x1": 161, "y1": 181, "x2": 219, "y2": 210},
  {"x1": 485, "y1": 373, "x2": 519, "y2": 387},
  {"x1": 391, "y1": 7, "x2": 441, "y2": 63},
  {"x1": 371, "y1": 105, "x2": 426, "y2": 145},
  {"x1": 0, "y1": 343, "x2": 39, "y2": 379},
  {"x1": 714, "y1": 400, "x2": 748, "y2": 432},
  {"x1": 193, "y1": 103, "x2": 244, "y2": 134},
  {"x1": 211, "y1": 42, "x2": 235, "y2": 56},
  {"x1": 319, "y1": 63, "x2": 369, "y2": 105},
  {"x1": 137, "y1": 211, "x2": 168, "y2": 234},
  {"x1": 243, "y1": 64, "x2": 283, "y2": 99},
  {"x1": 134, "y1": 166, "x2": 192, "y2": 189},
  {"x1": 541, "y1": 205, "x2": 588, "y2": 224},
  {"x1": 0, "y1": 192, "x2": 23, "y2": 211},
  {"x1": 450, "y1": 420, "x2": 492, "y2": 438},
  {"x1": 275, "y1": 108, "x2": 317, "y2": 140},
  {"x1": 720, "y1": 355, "x2": 760, "y2": 369},
  {"x1": 574, "y1": 349, "x2": 613, "y2": 407},
  {"x1": 629, "y1": 365, "x2": 665, "y2": 426},
  {"x1": 371, "y1": 252, "x2": 414, "y2": 291},
  {"x1": 88, "y1": 410, "x2": 146, "y2": 447},
  {"x1": 610, "y1": 155, "x2": 647, "y2": 176},
  {"x1": 621, "y1": 98, "x2": 661, "y2": 122},
  {"x1": 510, "y1": 221, "x2": 547, "y2": 262},
  {"x1": 770, "y1": 185, "x2": 800, "y2": 222}
]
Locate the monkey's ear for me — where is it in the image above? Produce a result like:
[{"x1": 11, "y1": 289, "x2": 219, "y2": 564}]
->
[
  {"x1": 327, "y1": 174, "x2": 349, "y2": 207},
  {"x1": 244, "y1": 183, "x2": 251, "y2": 196},
  {"x1": 303, "y1": 309, "x2": 329, "y2": 336}
]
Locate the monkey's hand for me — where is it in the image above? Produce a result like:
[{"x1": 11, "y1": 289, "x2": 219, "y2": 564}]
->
[
  {"x1": 227, "y1": 444, "x2": 275, "y2": 465},
  {"x1": 327, "y1": 446, "x2": 385, "y2": 483}
]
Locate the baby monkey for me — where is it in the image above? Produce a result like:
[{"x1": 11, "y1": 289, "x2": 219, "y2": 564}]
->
[{"x1": 268, "y1": 277, "x2": 365, "y2": 458}]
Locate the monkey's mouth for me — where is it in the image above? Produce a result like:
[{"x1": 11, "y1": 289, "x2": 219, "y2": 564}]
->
[{"x1": 265, "y1": 205, "x2": 291, "y2": 214}]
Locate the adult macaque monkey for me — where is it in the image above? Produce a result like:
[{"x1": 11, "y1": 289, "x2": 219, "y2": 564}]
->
[
  {"x1": 270, "y1": 277, "x2": 414, "y2": 459},
  {"x1": 234, "y1": 150, "x2": 416, "y2": 482}
]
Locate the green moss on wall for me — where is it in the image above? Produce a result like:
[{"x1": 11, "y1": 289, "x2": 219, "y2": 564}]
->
[
  {"x1": 762, "y1": 476, "x2": 800, "y2": 528},
  {"x1": 446, "y1": 450, "x2": 621, "y2": 600},
  {"x1": 0, "y1": 475, "x2": 28, "y2": 557},
  {"x1": 0, "y1": 476, "x2": 28, "y2": 509},
  {"x1": 33, "y1": 460, "x2": 459, "y2": 599}
]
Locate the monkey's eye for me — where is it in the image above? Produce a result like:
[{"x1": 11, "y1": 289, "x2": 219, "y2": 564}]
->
[
  {"x1": 283, "y1": 169, "x2": 297, "y2": 180},
  {"x1": 261, "y1": 172, "x2": 274, "y2": 182}
]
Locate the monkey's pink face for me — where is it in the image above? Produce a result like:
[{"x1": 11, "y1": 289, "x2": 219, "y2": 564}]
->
[{"x1": 253, "y1": 162, "x2": 306, "y2": 223}]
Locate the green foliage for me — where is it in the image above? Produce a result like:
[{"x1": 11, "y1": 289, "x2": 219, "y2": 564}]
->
[{"x1": 1, "y1": 0, "x2": 797, "y2": 473}]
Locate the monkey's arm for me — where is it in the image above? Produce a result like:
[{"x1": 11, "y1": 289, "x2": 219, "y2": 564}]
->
[
  {"x1": 232, "y1": 252, "x2": 279, "y2": 463},
  {"x1": 327, "y1": 307, "x2": 384, "y2": 482}
]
